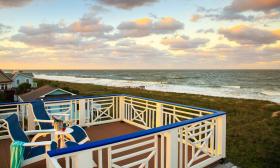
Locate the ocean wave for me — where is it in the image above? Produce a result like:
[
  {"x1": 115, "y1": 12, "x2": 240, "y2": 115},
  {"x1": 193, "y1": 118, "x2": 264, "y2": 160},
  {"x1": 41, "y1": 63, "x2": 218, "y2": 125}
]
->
[
  {"x1": 261, "y1": 90, "x2": 280, "y2": 96},
  {"x1": 222, "y1": 85, "x2": 241, "y2": 89},
  {"x1": 34, "y1": 74, "x2": 280, "y2": 103}
]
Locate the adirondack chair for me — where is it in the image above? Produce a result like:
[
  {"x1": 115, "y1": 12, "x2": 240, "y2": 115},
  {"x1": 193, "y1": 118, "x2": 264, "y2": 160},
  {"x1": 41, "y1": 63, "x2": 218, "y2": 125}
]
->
[
  {"x1": 31, "y1": 100, "x2": 90, "y2": 146},
  {"x1": 3, "y1": 114, "x2": 57, "y2": 166}
]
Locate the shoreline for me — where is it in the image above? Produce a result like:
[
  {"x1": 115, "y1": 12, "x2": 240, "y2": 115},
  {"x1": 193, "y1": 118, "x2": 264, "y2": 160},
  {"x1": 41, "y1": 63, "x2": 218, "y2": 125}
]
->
[{"x1": 34, "y1": 74, "x2": 280, "y2": 104}]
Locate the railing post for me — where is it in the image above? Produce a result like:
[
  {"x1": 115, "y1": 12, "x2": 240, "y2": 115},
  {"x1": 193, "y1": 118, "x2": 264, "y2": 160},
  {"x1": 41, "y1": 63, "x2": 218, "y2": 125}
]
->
[
  {"x1": 165, "y1": 129, "x2": 178, "y2": 168},
  {"x1": 119, "y1": 96, "x2": 125, "y2": 120},
  {"x1": 216, "y1": 115, "x2": 226, "y2": 158},
  {"x1": 156, "y1": 103, "x2": 163, "y2": 127},
  {"x1": 79, "y1": 99, "x2": 86, "y2": 126},
  {"x1": 27, "y1": 104, "x2": 35, "y2": 130},
  {"x1": 72, "y1": 150, "x2": 96, "y2": 168}
]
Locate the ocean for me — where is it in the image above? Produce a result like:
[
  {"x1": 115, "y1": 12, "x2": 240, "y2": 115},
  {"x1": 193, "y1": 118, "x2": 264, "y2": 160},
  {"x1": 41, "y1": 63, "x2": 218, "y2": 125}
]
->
[{"x1": 26, "y1": 70, "x2": 280, "y2": 103}]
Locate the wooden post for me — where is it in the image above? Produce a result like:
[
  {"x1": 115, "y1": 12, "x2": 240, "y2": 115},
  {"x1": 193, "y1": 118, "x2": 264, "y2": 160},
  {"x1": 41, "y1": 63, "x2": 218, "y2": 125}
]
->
[
  {"x1": 165, "y1": 129, "x2": 178, "y2": 168},
  {"x1": 72, "y1": 150, "x2": 96, "y2": 168},
  {"x1": 119, "y1": 96, "x2": 125, "y2": 120},
  {"x1": 79, "y1": 99, "x2": 86, "y2": 126},
  {"x1": 27, "y1": 104, "x2": 35, "y2": 130},
  {"x1": 156, "y1": 103, "x2": 163, "y2": 127},
  {"x1": 216, "y1": 115, "x2": 226, "y2": 158}
]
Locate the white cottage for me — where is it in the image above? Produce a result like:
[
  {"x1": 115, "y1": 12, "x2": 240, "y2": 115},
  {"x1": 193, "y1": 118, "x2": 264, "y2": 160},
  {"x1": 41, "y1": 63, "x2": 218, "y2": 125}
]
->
[{"x1": 6, "y1": 71, "x2": 37, "y2": 88}]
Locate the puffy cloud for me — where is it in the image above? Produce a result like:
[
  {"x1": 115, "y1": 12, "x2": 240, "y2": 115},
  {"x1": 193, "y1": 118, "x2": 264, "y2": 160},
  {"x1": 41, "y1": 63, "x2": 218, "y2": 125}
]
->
[
  {"x1": 11, "y1": 15, "x2": 114, "y2": 47},
  {"x1": 206, "y1": 10, "x2": 255, "y2": 21},
  {"x1": 219, "y1": 25, "x2": 280, "y2": 45},
  {"x1": 12, "y1": 33, "x2": 80, "y2": 47},
  {"x1": 68, "y1": 15, "x2": 113, "y2": 37},
  {"x1": 116, "y1": 17, "x2": 184, "y2": 38},
  {"x1": 18, "y1": 24, "x2": 63, "y2": 36},
  {"x1": 97, "y1": 0, "x2": 158, "y2": 9},
  {"x1": 190, "y1": 14, "x2": 203, "y2": 22},
  {"x1": 161, "y1": 35, "x2": 209, "y2": 50},
  {"x1": 0, "y1": 0, "x2": 33, "y2": 8},
  {"x1": 225, "y1": 0, "x2": 280, "y2": 12}
]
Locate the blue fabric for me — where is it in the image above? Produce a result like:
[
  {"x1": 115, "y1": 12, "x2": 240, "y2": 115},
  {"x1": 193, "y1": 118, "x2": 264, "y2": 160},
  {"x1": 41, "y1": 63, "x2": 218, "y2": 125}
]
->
[
  {"x1": 70, "y1": 125, "x2": 87, "y2": 143},
  {"x1": 65, "y1": 141, "x2": 79, "y2": 147},
  {"x1": 10, "y1": 141, "x2": 25, "y2": 168},
  {"x1": 24, "y1": 146, "x2": 45, "y2": 159},
  {"x1": 4, "y1": 114, "x2": 31, "y2": 158},
  {"x1": 25, "y1": 140, "x2": 57, "y2": 159},
  {"x1": 31, "y1": 100, "x2": 53, "y2": 130},
  {"x1": 5, "y1": 114, "x2": 58, "y2": 160}
]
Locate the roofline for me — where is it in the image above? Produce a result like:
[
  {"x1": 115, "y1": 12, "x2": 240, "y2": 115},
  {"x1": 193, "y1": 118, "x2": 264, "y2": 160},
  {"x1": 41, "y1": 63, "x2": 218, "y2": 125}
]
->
[
  {"x1": 0, "y1": 70, "x2": 12, "y2": 82},
  {"x1": 40, "y1": 88, "x2": 76, "y2": 98},
  {"x1": 12, "y1": 73, "x2": 33, "y2": 79}
]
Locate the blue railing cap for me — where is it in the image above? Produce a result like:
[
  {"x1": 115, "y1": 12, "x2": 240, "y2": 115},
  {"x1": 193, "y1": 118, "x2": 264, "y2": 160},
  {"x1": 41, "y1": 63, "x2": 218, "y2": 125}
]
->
[{"x1": 48, "y1": 111, "x2": 225, "y2": 157}]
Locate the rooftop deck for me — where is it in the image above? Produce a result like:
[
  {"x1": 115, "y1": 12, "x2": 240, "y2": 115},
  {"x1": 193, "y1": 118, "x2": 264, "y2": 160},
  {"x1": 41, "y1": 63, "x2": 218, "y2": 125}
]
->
[
  {"x1": 0, "y1": 94, "x2": 226, "y2": 168},
  {"x1": 0, "y1": 122, "x2": 142, "y2": 168}
]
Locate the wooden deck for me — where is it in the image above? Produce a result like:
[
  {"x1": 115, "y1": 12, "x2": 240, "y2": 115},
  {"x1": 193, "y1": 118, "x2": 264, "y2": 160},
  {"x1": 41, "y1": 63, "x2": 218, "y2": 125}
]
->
[
  {"x1": 0, "y1": 121, "x2": 142, "y2": 168},
  {"x1": 0, "y1": 121, "x2": 218, "y2": 168}
]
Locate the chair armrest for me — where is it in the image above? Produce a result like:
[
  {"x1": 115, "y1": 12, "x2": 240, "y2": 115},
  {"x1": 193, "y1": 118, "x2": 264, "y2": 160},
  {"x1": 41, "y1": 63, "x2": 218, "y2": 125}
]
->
[
  {"x1": 51, "y1": 113, "x2": 70, "y2": 116},
  {"x1": 25, "y1": 129, "x2": 56, "y2": 135},
  {"x1": 23, "y1": 141, "x2": 52, "y2": 147},
  {"x1": 34, "y1": 119, "x2": 54, "y2": 123}
]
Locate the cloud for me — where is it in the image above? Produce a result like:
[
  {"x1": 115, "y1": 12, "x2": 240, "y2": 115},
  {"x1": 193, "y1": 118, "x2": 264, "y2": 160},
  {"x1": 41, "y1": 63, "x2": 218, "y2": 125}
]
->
[
  {"x1": 0, "y1": 0, "x2": 33, "y2": 8},
  {"x1": 68, "y1": 15, "x2": 113, "y2": 37},
  {"x1": 161, "y1": 35, "x2": 209, "y2": 50},
  {"x1": 197, "y1": 28, "x2": 215, "y2": 34},
  {"x1": 193, "y1": 7, "x2": 255, "y2": 22},
  {"x1": 219, "y1": 25, "x2": 280, "y2": 45},
  {"x1": 190, "y1": 14, "x2": 203, "y2": 22},
  {"x1": 116, "y1": 17, "x2": 184, "y2": 38},
  {"x1": 89, "y1": 5, "x2": 109, "y2": 15},
  {"x1": 11, "y1": 15, "x2": 114, "y2": 47},
  {"x1": 225, "y1": 0, "x2": 280, "y2": 12},
  {"x1": 0, "y1": 23, "x2": 11, "y2": 34},
  {"x1": 97, "y1": 0, "x2": 158, "y2": 9},
  {"x1": 18, "y1": 23, "x2": 63, "y2": 36}
]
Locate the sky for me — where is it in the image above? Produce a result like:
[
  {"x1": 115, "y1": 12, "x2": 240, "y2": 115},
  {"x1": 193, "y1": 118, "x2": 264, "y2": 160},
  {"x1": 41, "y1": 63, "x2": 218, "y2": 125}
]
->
[{"x1": 0, "y1": 0, "x2": 279, "y2": 69}]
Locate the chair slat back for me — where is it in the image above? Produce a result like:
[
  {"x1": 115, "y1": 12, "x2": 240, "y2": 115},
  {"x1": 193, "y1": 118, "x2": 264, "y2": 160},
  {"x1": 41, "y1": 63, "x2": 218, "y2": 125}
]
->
[{"x1": 31, "y1": 100, "x2": 53, "y2": 130}]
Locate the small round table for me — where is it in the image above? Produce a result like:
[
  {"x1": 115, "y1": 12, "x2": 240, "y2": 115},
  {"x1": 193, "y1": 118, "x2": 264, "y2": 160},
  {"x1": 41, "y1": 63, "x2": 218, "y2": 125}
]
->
[{"x1": 55, "y1": 128, "x2": 73, "y2": 148}]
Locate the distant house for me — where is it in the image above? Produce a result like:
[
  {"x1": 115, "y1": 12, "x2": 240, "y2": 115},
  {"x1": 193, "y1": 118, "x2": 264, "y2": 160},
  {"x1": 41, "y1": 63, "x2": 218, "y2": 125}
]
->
[
  {"x1": 18, "y1": 85, "x2": 76, "y2": 102},
  {"x1": 6, "y1": 71, "x2": 37, "y2": 88},
  {"x1": 0, "y1": 70, "x2": 12, "y2": 91}
]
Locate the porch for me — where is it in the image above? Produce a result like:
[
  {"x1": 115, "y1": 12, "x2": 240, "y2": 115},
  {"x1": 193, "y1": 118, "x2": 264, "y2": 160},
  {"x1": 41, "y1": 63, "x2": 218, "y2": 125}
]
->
[{"x1": 0, "y1": 94, "x2": 226, "y2": 168}]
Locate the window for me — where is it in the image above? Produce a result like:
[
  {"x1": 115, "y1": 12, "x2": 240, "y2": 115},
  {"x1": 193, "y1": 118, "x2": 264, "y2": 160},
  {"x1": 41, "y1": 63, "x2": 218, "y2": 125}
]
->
[
  {"x1": 17, "y1": 80, "x2": 20, "y2": 84},
  {"x1": 1, "y1": 84, "x2": 4, "y2": 90},
  {"x1": 26, "y1": 79, "x2": 29, "y2": 83}
]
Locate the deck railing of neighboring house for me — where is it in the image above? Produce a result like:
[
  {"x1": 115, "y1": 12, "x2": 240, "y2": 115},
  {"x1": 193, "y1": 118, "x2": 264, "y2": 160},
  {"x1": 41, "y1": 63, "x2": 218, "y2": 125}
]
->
[{"x1": 0, "y1": 94, "x2": 226, "y2": 168}]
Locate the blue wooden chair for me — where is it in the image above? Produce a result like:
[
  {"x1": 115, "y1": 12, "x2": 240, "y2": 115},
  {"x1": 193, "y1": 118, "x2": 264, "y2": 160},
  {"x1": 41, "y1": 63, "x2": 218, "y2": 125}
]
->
[
  {"x1": 31, "y1": 100, "x2": 90, "y2": 146},
  {"x1": 3, "y1": 114, "x2": 57, "y2": 166}
]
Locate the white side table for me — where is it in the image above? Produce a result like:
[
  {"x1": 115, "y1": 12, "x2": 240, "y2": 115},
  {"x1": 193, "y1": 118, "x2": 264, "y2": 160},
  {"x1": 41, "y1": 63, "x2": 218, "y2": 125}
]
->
[{"x1": 55, "y1": 128, "x2": 74, "y2": 148}]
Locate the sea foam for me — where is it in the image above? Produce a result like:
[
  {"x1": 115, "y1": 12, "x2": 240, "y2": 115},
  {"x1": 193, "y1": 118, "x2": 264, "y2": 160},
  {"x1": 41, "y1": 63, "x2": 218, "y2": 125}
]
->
[{"x1": 35, "y1": 74, "x2": 280, "y2": 103}]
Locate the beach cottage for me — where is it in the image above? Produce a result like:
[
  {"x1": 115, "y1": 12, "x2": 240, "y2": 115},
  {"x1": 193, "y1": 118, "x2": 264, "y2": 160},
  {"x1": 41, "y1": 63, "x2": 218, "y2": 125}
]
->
[
  {"x1": 6, "y1": 70, "x2": 37, "y2": 88},
  {"x1": 0, "y1": 70, "x2": 12, "y2": 91},
  {"x1": 18, "y1": 85, "x2": 76, "y2": 102}
]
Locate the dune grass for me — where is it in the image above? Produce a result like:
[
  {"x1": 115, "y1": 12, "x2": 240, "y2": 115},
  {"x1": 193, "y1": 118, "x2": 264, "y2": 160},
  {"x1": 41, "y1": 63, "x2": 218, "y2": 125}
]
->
[{"x1": 36, "y1": 79, "x2": 280, "y2": 168}]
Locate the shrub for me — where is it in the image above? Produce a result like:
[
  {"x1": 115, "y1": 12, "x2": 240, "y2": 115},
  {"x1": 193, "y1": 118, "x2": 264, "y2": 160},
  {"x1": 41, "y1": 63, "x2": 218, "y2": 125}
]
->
[{"x1": 16, "y1": 83, "x2": 31, "y2": 94}]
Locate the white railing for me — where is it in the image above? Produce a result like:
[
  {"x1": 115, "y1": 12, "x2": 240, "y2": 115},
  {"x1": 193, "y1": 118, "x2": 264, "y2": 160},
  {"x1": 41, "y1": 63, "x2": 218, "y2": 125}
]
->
[
  {"x1": 0, "y1": 94, "x2": 226, "y2": 168},
  {"x1": 0, "y1": 102, "x2": 31, "y2": 139}
]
